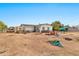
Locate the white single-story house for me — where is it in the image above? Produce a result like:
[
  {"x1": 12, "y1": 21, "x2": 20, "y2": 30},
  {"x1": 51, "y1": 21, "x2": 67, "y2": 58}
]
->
[
  {"x1": 36, "y1": 24, "x2": 52, "y2": 32},
  {"x1": 14, "y1": 23, "x2": 52, "y2": 33}
]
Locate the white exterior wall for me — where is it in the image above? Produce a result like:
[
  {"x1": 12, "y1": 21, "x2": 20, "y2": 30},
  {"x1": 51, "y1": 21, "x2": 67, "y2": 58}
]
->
[
  {"x1": 23, "y1": 26, "x2": 35, "y2": 32},
  {"x1": 14, "y1": 26, "x2": 23, "y2": 32},
  {"x1": 39, "y1": 25, "x2": 52, "y2": 32}
]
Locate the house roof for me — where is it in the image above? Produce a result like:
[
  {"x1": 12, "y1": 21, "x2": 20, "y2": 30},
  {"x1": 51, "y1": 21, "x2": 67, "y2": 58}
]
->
[
  {"x1": 20, "y1": 23, "x2": 52, "y2": 27},
  {"x1": 38, "y1": 23, "x2": 51, "y2": 25},
  {"x1": 20, "y1": 24, "x2": 35, "y2": 26}
]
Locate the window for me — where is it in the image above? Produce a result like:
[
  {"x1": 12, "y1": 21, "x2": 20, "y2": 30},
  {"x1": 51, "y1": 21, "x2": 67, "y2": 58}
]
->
[
  {"x1": 19, "y1": 27, "x2": 22, "y2": 30},
  {"x1": 42, "y1": 27, "x2": 45, "y2": 30}
]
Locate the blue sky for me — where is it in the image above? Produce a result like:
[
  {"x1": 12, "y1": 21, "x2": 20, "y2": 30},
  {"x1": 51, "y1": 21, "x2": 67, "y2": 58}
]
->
[{"x1": 0, "y1": 3, "x2": 79, "y2": 26}]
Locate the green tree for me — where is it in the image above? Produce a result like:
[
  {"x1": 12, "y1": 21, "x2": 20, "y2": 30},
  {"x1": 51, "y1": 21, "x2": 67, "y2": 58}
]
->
[
  {"x1": 0, "y1": 21, "x2": 7, "y2": 32},
  {"x1": 52, "y1": 21, "x2": 62, "y2": 31}
]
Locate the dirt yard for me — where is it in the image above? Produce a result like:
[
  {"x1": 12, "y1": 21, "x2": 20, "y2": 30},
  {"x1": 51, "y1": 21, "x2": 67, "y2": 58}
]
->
[{"x1": 0, "y1": 32, "x2": 79, "y2": 56}]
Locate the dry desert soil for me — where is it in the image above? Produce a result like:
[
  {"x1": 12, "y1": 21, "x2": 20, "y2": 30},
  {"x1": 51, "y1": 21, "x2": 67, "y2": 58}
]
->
[{"x1": 0, "y1": 32, "x2": 79, "y2": 56}]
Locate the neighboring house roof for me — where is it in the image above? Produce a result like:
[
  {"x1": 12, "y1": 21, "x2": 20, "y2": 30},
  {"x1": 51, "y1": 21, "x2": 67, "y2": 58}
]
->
[
  {"x1": 20, "y1": 24, "x2": 35, "y2": 26},
  {"x1": 8, "y1": 26, "x2": 15, "y2": 29},
  {"x1": 38, "y1": 23, "x2": 51, "y2": 26},
  {"x1": 20, "y1": 23, "x2": 52, "y2": 28}
]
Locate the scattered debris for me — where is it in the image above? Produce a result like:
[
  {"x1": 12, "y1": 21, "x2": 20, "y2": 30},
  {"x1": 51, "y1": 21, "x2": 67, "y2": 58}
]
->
[
  {"x1": 48, "y1": 40, "x2": 63, "y2": 47},
  {"x1": 45, "y1": 31, "x2": 55, "y2": 35},
  {"x1": 55, "y1": 33, "x2": 60, "y2": 37},
  {"x1": 64, "y1": 37, "x2": 72, "y2": 41}
]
